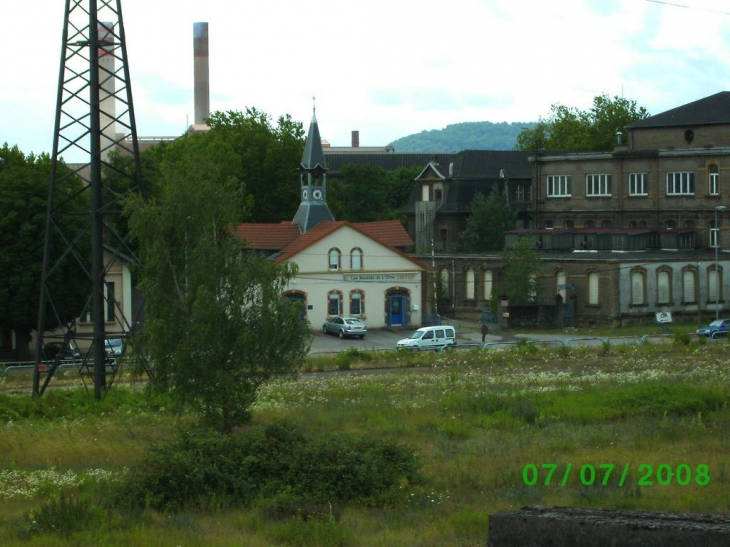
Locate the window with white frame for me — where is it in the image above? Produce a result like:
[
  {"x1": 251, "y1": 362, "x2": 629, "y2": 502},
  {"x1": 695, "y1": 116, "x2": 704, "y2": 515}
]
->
[
  {"x1": 328, "y1": 248, "x2": 341, "y2": 270},
  {"x1": 465, "y1": 267, "x2": 475, "y2": 299},
  {"x1": 666, "y1": 172, "x2": 695, "y2": 195},
  {"x1": 683, "y1": 269, "x2": 697, "y2": 303},
  {"x1": 586, "y1": 174, "x2": 612, "y2": 197},
  {"x1": 709, "y1": 165, "x2": 719, "y2": 195},
  {"x1": 350, "y1": 291, "x2": 364, "y2": 316},
  {"x1": 629, "y1": 173, "x2": 648, "y2": 196},
  {"x1": 710, "y1": 221, "x2": 719, "y2": 248},
  {"x1": 588, "y1": 272, "x2": 599, "y2": 305},
  {"x1": 350, "y1": 248, "x2": 363, "y2": 270},
  {"x1": 657, "y1": 270, "x2": 671, "y2": 304},
  {"x1": 547, "y1": 175, "x2": 571, "y2": 197},
  {"x1": 483, "y1": 270, "x2": 493, "y2": 300}
]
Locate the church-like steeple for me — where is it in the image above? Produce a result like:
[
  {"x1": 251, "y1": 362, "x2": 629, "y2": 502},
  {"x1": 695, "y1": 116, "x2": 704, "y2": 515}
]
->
[{"x1": 293, "y1": 106, "x2": 335, "y2": 233}]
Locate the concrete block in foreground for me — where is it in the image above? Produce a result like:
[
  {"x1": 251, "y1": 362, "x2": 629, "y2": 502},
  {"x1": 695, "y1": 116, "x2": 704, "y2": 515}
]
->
[{"x1": 488, "y1": 506, "x2": 730, "y2": 546}]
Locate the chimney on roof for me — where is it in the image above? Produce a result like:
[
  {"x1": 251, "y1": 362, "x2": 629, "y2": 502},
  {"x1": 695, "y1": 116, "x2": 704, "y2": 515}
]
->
[
  {"x1": 351, "y1": 130, "x2": 359, "y2": 148},
  {"x1": 193, "y1": 22, "x2": 210, "y2": 126}
]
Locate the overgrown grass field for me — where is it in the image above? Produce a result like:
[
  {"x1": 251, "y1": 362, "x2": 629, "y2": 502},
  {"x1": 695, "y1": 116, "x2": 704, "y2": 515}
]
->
[{"x1": 1, "y1": 337, "x2": 729, "y2": 546}]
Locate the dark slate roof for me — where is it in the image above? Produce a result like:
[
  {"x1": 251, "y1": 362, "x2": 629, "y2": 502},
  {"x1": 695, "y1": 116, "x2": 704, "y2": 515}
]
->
[
  {"x1": 323, "y1": 153, "x2": 454, "y2": 173},
  {"x1": 448, "y1": 150, "x2": 532, "y2": 180},
  {"x1": 400, "y1": 150, "x2": 533, "y2": 214},
  {"x1": 627, "y1": 91, "x2": 730, "y2": 129},
  {"x1": 292, "y1": 200, "x2": 335, "y2": 234},
  {"x1": 300, "y1": 113, "x2": 328, "y2": 173}
]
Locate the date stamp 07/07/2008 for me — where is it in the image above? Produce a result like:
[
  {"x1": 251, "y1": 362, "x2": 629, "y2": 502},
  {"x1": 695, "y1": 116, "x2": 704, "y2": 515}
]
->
[{"x1": 522, "y1": 463, "x2": 710, "y2": 487}]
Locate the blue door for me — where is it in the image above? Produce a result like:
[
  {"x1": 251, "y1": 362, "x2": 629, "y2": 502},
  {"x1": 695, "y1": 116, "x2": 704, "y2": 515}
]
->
[{"x1": 388, "y1": 295, "x2": 406, "y2": 326}]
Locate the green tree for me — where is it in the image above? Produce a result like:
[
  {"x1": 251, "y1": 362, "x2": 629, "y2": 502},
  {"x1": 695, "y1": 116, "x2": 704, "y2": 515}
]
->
[
  {"x1": 498, "y1": 236, "x2": 542, "y2": 304},
  {"x1": 457, "y1": 186, "x2": 517, "y2": 252},
  {"x1": 516, "y1": 94, "x2": 649, "y2": 152},
  {"x1": 0, "y1": 144, "x2": 89, "y2": 359},
  {"x1": 206, "y1": 109, "x2": 305, "y2": 223},
  {"x1": 126, "y1": 142, "x2": 310, "y2": 433}
]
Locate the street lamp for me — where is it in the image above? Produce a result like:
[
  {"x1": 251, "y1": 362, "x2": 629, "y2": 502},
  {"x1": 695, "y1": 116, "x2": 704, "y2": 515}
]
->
[{"x1": 715, "y1": 205, "x2": 727, "y2": 320}]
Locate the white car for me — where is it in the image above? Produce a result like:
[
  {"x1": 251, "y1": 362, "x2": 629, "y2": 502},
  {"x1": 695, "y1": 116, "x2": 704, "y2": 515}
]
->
[{"x1": 397, "y1": 326, "x2": 456, "y2": 351}]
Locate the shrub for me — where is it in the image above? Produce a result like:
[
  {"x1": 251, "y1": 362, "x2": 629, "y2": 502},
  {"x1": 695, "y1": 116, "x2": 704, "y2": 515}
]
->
[
  {"x1": 116, "y1": 421, "x2": 421, "y2": 512},
  {"x1": 18, "y1": 493, "x2": 103, "y2": 538}
]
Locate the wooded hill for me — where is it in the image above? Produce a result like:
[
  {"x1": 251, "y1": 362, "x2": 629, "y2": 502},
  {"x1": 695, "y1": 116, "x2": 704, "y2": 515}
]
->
[{"x1": 388, "y1": 121, "x2": 536, "y2": 152}]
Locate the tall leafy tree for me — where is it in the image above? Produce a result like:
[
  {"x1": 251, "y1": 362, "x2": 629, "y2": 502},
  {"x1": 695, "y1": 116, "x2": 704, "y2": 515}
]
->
[
  {"x1": 516, "y1": 94, "x2": 649, "y2": 152},
  {"x1": 456, "y1": 186, "x2": 517, "y2": 252},
  {"x1": 206, "y1": 109, "x2": 305, "y2": 223},
  {"x1": 498, "y1": 236, "x2": 542, "y2": 305},
  {"x1": 125, "y1": 142, "x2": 310, "y2": 433},
  {"x1": 0, "y1": 144, "x2": 89, "y2": 359}
]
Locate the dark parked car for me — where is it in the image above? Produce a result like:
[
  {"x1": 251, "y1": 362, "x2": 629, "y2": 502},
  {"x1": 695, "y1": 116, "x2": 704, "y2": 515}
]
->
[
  {"x1": 42, "y1": 341, "x2": 81, "y2": 362},
  {"x1": 322, "y1": 317, "x2": 367, "y2": 339},
  {"x1": 696, "y1": 319, "x2": 730, "y2": 338}
]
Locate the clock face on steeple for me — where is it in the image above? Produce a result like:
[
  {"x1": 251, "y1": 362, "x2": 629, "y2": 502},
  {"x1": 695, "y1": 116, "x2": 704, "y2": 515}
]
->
[
  {"x1": 302, "y1": 188, "x2": 308, "y2": 200},
  {"x1": 312, "y1": 188, "x2": 323, "y2": 201}
]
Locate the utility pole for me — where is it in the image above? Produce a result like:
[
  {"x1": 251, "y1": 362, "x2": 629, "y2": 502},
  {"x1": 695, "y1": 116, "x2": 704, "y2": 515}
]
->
[{"x1": 34, "y1": 0, "x2": 144, "y2": 398}]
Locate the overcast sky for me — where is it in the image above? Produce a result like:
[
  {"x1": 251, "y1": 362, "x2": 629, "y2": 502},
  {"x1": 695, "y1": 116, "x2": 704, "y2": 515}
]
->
[{"x1": 3, "y1": 0, "x2": 730, "y2": 158}]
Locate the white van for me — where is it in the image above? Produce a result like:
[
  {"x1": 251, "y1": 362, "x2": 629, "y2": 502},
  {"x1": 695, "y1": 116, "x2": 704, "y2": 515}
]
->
[{"x1": 396, "y1": 326, "x2": 456, "y2": 351}]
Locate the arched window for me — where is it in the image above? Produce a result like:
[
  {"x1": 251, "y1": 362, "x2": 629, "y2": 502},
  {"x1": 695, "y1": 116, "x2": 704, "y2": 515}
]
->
[
  {"x1": 601, "y1": 219, "x2": 612, "y2": 228},
  {"x1": 465, "y1": 267, "x2": 475, "y2": 299},
  {"x1": 564, "y1": 220, "x2": 574, "y2": 229},
  {"x1": 350, "y1": 248, "x2": 363, "y2": 270},
  {"x1": 665, "y1": 220, "x2": 677, "y2": 230},
  {"x1": 556, "y1": 270, "x2": 567, "y2": 300},
  {"x1": 709, "y1": 266, "x2": 722, "y2": 303},
  {"x1": 588, "y1": 271, "x2": 599, "y2": 305},
  {"x1": 657, "y1": 268, "x2": 672, "y2": 304},
  {"x1": 584, "y1": 219, "x2": 595, "y2": 228},
  {"x1": 631, "y1": 268, "x2": 646, "y2": 305},
  {"x1": 483, "y1": 270, "x2": 493, "y2": 300},
  {"x1": 709, "y1": 164, "x2": 719, "y2": 196},
  {"x1": 683, "y1": 268, "x2": 697, "y2": 303},
  {"x1": 350, "y1": 290, "x2": 365, "y2": 316},
  {"x1": 328, "y1": 248, "x2": 341, "y2": 270}
]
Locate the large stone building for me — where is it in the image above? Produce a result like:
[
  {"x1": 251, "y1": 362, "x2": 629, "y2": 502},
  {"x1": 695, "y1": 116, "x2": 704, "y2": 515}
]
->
[{"x1": 402, "y1": 92, "x2": 730, "y2": 327}]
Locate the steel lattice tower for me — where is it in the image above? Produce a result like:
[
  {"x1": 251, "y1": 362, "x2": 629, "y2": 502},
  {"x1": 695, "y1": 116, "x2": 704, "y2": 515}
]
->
[{"x1": 33, "y1": 0, "x2": 144, "y2": 398}]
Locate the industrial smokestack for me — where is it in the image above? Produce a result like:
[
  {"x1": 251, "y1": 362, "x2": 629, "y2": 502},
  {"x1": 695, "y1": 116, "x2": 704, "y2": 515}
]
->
[
  {"x1": 193, "y1": 22, "x2": 210, "y2": 126},
  {"x1": 352, "y1": 130, "x2": 359, "y2": 148}
]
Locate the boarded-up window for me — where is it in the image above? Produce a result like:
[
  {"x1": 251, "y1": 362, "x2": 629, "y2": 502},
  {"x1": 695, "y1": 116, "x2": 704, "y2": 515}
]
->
[
  {"x1": 588, "y1": 272, "x2": 599, "y2": 305},
  {"x1": 483, "y1": 270, "x2": 493, "y2": 300},
  {"x1": 631, "y1": 270, "x2": 645, "y2": 305},
  {"x1": 657, "y1": 271, "x2": 670, "y2": 304},
  {"x1": 466, "y1": 268, "x2": 475, "y2": 299},
  {"x1": 683, "y1": 270, "x2": 696, "y2": 303},
  {"x1": 709, "y1": 269, "x2": 720, "y2": 302}
]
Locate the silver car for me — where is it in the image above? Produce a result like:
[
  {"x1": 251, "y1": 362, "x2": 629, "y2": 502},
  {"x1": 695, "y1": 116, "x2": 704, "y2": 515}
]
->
[{"x1": 323, "y1": 317, "x2": 367, "y2": 339}]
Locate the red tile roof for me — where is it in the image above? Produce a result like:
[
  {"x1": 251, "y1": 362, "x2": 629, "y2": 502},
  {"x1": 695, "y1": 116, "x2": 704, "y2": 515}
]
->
[
  {"x1": 233, "y1": 222, "x2": 300, "y2": 250},
  {"x1": 233, "y1": 220, "x2": 424, "y2": 270},
  {"x1": 354, "y1": 220, "x2": 413, "y2": 248}
]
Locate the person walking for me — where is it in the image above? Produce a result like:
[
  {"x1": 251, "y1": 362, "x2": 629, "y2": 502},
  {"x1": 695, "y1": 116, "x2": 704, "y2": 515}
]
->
[{"x1": 481, "y1": 322, "x2": 489, "y2": 342}]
